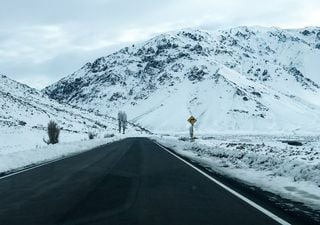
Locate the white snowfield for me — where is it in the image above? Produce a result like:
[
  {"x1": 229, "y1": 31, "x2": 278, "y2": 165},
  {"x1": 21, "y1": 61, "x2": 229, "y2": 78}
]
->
[{"x1": 154, "y1": 135, "x2": 320, "y2": 211}]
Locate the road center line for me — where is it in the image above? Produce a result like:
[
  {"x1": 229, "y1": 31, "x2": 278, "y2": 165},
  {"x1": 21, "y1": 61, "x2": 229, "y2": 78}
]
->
[{"x1": 153, "y1": 141, "x2": 291, "y2": 225}]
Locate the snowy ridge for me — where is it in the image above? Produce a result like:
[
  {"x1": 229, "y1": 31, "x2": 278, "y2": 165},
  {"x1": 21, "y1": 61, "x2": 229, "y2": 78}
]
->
[
  {"x1": 0, "y1": 74, "x2": 114, "y2": 131},
  {"x1": 45, "y1": 26, "x2": 320, "y2": 134}
]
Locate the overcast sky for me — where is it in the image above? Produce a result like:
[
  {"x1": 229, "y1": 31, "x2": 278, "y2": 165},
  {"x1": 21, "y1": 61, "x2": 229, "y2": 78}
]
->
[{"x1": 1, "y1": 0, "x2": 319, "y2": 89}]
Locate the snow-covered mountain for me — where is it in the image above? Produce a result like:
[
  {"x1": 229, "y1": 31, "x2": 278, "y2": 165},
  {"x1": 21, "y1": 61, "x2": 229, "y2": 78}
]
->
[
  {"x1": 45, "y1": 26, "x2": 320, "y2": 134},
  {"x1": 0, "y1": 74, "x2": 121, "y2": 133}
]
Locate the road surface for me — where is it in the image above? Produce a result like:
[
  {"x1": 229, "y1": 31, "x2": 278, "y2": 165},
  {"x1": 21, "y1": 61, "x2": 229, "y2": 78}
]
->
[{"x1": 0, "y1": 137, "x2": 303, "y2": 225}]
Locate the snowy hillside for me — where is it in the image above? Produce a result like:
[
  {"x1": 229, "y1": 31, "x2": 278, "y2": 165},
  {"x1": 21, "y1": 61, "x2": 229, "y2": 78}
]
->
[
  {"x1": 0, "y1": 74, "x2": 145, "y2": 153},
  {"x1": 0, "y1": 74, "x2": 115, "y2": 132},
  {"x1": 45, "y1": 26, "x2": 320, "y2": 134}
]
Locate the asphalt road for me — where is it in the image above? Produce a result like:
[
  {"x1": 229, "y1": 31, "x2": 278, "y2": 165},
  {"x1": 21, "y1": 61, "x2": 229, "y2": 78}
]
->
[{"x1": 0, "y1": 138, "x2": 292, "y2": 225}]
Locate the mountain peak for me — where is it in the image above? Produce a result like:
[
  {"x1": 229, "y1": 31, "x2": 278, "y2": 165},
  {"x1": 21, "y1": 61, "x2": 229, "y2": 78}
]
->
[{"x1": 44, "y1": 26, "x2": 320, "y2": 134}]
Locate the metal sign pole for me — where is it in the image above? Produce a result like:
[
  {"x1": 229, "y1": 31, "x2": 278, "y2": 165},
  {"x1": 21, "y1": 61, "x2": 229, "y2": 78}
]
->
[
  {"x1": 187, "y1": 116, "x2": 197, "y2": 141},
  {"x1": 191, "y1": 124, "x2": 194, "y2": 141}
]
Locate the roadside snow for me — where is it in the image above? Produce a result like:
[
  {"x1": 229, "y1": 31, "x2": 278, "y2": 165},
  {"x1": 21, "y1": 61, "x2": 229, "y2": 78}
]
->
[
  {"x1": 154, "y1": 135, "x2": 320, "y2": 211},
  {"x1": 0, "y1": 127, "x2": 88, "y2": 155},
  {"x1": 0, "y1": 119, "x2": 147, "y2": 175},
  {"x1": 0, "y1": 128, "x2": 126, "y2": 175}
]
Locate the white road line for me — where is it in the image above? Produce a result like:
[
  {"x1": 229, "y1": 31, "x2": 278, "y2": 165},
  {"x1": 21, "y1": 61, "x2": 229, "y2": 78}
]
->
[
  {"x1": 0, "y1": 157, "x2": 65, "y2": 180},
  {"x1": 0, "y1": 143, "x2": 111, "y2": 180},
  {"x1": 153, "y1": 141, "x2": 291, "y2": 225}
]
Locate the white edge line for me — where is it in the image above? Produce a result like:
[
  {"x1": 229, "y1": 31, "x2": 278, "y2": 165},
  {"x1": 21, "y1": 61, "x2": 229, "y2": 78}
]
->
[
  {"x1": 0, "y1": 141, "x2": 117, "y2": 180},
  {"x1": 0, "y1": 157, "x2": 67, "y2": 180},
  {"x1": 153, "y1": 141, "x2": 291, "y2": 225}
]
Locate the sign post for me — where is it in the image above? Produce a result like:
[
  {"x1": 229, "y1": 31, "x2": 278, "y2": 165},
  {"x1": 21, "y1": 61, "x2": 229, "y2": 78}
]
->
[{"x1": 187, "y1": 116, "x2": 197, "y2": 141}]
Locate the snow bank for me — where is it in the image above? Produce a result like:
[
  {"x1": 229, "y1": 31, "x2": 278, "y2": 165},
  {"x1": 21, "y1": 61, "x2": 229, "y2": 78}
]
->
[
  {"x1": 154, "y1": 135, "x2": 320, "y2": 211},
  {"x1": 0, "y1": 123, "x2": 150, "y2": 175},
  {"x1": 0, "y1": 131, "x2": 123, "y2": 175}
]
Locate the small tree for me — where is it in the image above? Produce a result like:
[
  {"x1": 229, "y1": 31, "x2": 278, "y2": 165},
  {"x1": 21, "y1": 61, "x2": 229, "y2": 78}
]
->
[
  {"x1": 118, "y1": 111, "x2": 127, "y2": 134},
  {"x1": 43, "y1": 120, "x2": 60, "y2": 144}
]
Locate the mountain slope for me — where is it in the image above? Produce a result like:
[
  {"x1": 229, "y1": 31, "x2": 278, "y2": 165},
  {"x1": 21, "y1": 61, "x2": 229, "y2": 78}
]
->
[
  {"x1": 0, "y1": 74, "x2": 125, "y2": 133},
  {"x1": 44, "y1": 26, "x2": 320, "y2": 134}
]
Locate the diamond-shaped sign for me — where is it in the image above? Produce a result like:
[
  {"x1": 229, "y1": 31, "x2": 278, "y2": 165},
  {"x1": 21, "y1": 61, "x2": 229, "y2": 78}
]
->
[{"x1": 187, "y1": 116, "x2": 197, "y2": 125}]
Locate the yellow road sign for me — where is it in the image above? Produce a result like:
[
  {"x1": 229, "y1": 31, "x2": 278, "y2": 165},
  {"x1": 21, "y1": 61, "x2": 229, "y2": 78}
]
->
[{"x1": 187, "y1": 116, "x2": 197, "y2": 125}]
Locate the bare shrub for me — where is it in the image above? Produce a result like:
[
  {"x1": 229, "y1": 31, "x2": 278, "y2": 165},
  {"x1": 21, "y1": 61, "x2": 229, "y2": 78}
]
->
[
  {"x1": 43, "y1": 120, "x2": 60, "y2": 144},
  {"x1": 88, "y1": 132, "x2": 97, "y2": 140}
]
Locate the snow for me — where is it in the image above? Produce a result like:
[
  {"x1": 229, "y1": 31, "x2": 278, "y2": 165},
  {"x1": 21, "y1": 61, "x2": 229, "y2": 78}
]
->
[
  {"x1": 0, "y1": 74, "x2": 148, "y2": 166},
  {"x1": 0, "y1": 74, "x2": 148, "y2": 175},
  {"x1": 0, "y1": 127, "x2": 146, "y2": 175},
  {"x1": 0, "y1": 123, "x2": 145, "y2": 173},
  {"x1": 0, "y1": 127, "x2": 87, "y2": 155},
  {"x1": 153, "y1": 135, "x2": 320, "y2": 211},
  {"x1": 45, "y1": 26, "x2": 320, "y2": 135},
  {"x1": 0, "y1": 134, "x2": 117, "y2": 175},
  {"x1": 1, "y1": 26, "x2": 320, "y2": 219}
]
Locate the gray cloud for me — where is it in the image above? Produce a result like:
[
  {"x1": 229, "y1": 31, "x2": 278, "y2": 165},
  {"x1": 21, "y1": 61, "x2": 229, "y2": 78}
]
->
[{"x1": 0, "y1": 0, "x2": 319, "y2": 88}]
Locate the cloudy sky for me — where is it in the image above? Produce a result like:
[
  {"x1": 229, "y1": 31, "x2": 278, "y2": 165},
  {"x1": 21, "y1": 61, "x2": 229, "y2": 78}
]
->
[{"x1": 1, "y1": 0, "x2": 319, "y2": 89}]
